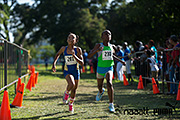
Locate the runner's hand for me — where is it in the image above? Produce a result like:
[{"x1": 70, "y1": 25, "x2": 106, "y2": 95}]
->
[
  {"x1": 97, "y1": 47, "x2": 103, "y2": 52},
  {"x1": 52, "y1": 65, "x2": 56, "y2": 72},
  {"x1": 122, "y1": 61, "x2": 126, "y2": 66},
  {"x1": 69, "y1": 50, "x2": 75, "y2": 55}
]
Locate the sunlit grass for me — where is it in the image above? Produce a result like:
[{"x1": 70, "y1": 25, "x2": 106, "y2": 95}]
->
[{"x1": 0, "y1": 64, "x2": 179, "y2": 119}]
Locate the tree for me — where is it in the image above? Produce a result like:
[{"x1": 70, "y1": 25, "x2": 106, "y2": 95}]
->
[
  {"x1": 12, "y1": 0, "x2": 108, "y2": 51},
  {"x1": 106, "y1": 0, "x2": 180, "y2": 46},
  {"x1": 0, "y1": 0, "x2": 17, "y2": 41},
  {"x1": 12, "y1": 3, "x2": 38, "y2": 45},
  {"x1": 39, "y1": 45, "x2": 56, "y2": 60}
]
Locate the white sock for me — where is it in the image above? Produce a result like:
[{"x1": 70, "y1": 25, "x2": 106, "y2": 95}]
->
[{"x1": 109, "y1": 103, "x2": 113, "y2": 106}]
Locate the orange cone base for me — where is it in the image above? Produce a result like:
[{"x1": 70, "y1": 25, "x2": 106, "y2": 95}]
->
[
  {"x1": 176, "y1": 82, "x2": 180, "y2": 101},
  {"x1": 137, "y1": 82, "x2": 144, "y2": 89},
  {"x1": 123, "y1": 74, "x2": 129, "y2": 86},
  {"x1": 137, "y1": 75, "x2": 144, "y2": 89},
  {"x1": 11, "y1": 83, "x2": 25, "y2": 107},
  {"x1": 10, "y1": 104, "x2": 23, "y2": 108},
  {"x1": 82, "y1": 67, "x2": 85, "y2": 73},
  {"x1": 152, "y1": 78, "x2": 160, "y2": 94},
  {"x1": 26, "y1": 75, "x2": 32, "y2": 91},
  {"x1": 0, "y1": 91, "x2": 11, "y2": 120},
  {"x1": 31, "y1": 73, "x2": 35, "y2": 88},
  {"x1": 16, "y1": 78, "x2": 22, "y2": 93},
  {"x1": 90, "y1": 66, "x2": 94, "y2": 73},
  {"x1": 35, "y1": 72, "x2": 39, "y2": 84}
]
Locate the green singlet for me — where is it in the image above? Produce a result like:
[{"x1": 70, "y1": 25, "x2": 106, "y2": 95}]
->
[{"x1": 97, "y1": 43, "x2": 114, "y2": 67}]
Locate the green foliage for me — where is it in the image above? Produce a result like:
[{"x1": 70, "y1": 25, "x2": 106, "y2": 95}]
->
[
  {"x1": 107, "y1": 0, "x2": 180, "y2": 46},
  {"x1": 74, "y1": 8, "x2": 106, "y2": 50},
  {"x1": 12, "y1": 3, "x2": 38, "y2": 44},
  {"x1": 26, "y1": 44, "x2": 55, "y2": 62},
  {"x1": 0, "y1": 1, "x2": 16, "y2": 41},
  {"x1": 39, "y1": 45, "x2": 56, "y2": 59},
  {"x1": 10, "y1": 0, "x2": 180, "y2": 51},
  {"x1": 26, "y1": 44, "x2": 38, "y2": 60},
  {"x1": 12, "y1": 0, "x2": 108, "y2": 51}
]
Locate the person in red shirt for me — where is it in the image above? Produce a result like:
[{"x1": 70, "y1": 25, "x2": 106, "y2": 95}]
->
[{"x1": 169, "y1": 35, "x2": 179, "y2": 94}]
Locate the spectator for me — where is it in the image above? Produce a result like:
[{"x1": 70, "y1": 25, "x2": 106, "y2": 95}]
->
[
  {"x1": 44, "y1": 57, "x2": 48, "y2": 71},
  {"x1": 169, "y1": 35, "x2": 179, "y2": 95},
  {"x1": 92, "y1": 55, "x2": 98, "y2": 74},
  {"x1": 135, "y1": 40, "x2": 145, "y2": 57},
  {"x1": 157, "y1": 39, "x2": 174, "y2": 93},
  {"x1": 113, "y1": 45, "x2": 119, "y2": 79},
  {"x1": 139, "y1": 45, "x2": 150, "y2": 87},
  {"x1": 83, "y1": 49, "x2": 88, "y2": 72},
  {"x1": 177, "y1": 35, "x2": 180, "y2": 82},
  {"x1": 165, "y1": 39, "x2": 172, "y2": 93},
  {"x1": 133, "y1": 40, "x2": 145, "y2": 76},
  {"x1": 116, "y1": 45, "x2": 125, "y2": 81},
  {"x1": 146, "y1": 49, "x2": 159, "y2": 88},
  {"x1": 148, "y1": 40, "x2": 158, "y2": 63},
  {"x1": 157, "y1": 56, "x2": 162, "y2": 81},
  {"x1": 123, "y1": 42, "x2": 134, "y2": 84}
]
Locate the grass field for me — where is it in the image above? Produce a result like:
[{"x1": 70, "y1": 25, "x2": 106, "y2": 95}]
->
[{"x1": 1, "y1": 64, "x2": 180, "y2": 119}]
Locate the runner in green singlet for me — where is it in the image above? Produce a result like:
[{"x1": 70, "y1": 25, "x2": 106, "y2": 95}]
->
[{"x1": 88, "y1": 30, "x2": 125, "y2": 112}]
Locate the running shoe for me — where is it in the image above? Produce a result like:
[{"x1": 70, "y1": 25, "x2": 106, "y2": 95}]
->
[
  {"x1": 109, "y1": 104, "x2": 115, "y2": 113},
  {"x1": 69, "y1": 104, "x2": 74, "y2": 113},
  {"x1": 62, "y1": 92, "x2": 69, "y2": 104},
  {"x1": 96, "y1": 88, "x2": 105, "y2": 101}
]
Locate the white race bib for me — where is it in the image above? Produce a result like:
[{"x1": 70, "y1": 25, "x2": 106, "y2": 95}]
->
[
  {"x1": 65, "y1": 55, "x2": 77, "y2": 65},
  {"x1": 102, "y1": 50, "x2": 113, "y2": 60}
]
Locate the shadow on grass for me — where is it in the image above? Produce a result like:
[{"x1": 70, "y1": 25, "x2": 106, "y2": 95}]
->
[
  {"x1": 12, "y1": 111, "x2": 87, "y2": 120},
  {"x1": 39, "y1": 70, "x2": 64, "y2": 78},
  {"x1": 23, "y1": 95, "x2": 60, "y2": 101},
  {"x1": 111, "y1": 80, "x2": 180, "y2": 119},
  {"x1": 85, "y1": 115, "x2": 110, "y2": 119},
  {"x1": 38, "y1": 69, "x2": 96, "y2": 80},
  {"x1": 74, "y1": 93, "x2": 98, "y2": 105},
  {"x1": 81, "y1": 73, "x2": 96, "y2": 79}
]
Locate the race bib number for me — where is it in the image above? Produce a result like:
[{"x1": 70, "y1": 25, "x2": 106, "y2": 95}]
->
[
  {"x1": 102, "y1": 50, "x2": 113, "y2": 60},
  {"x1": 65, "y1": 55, "x2": 77, "y2": 65}
]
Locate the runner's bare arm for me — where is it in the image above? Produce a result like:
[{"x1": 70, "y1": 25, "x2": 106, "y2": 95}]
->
[
  {"x1": 87, "y1": 43, "x2": 102, "y2": 58},
  {"x1": 52, "y1": 46, "x2": 65, "y2": 72},
  {"x1": 72, "y1": 47, "x2": 84, "y2": 67},
  {"x1": 113, "y1": 54, "x2": 126, "y2": 65}
]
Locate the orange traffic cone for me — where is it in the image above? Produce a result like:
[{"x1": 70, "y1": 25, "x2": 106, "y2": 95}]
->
[
  {"x1": 32, "y1": 65, "x2": 35, "y2": 74},
  {"x1": 112, "y1": 74, "x2": 114, "y2": 80},
  {"x1": 123, "y1": 74, "x2": 129, "y2": 86},
  {"x1": 0, "y1": 90, "x2": 11, "y2": 120},
  {"x1": 82, "y1": 66, "x2": 85, "y2": 73},
  {"x1": 16, "y1": 78, "x2": 22, "y2": 93},
  {"x1": 28, "y1": 65, "x2": 31, "y2": 71},
  {"x1": 31, "y1": 73, "x2": 35, "y2": 88},
  {"x1": 35, "y1": 72, "x2": 39, "y2": 84},
  {"x1": 90, "y1": 66, "x2": 94, "y2": 73},
  {"x1": 152, "y1": 78, "x2": 160, "y2": 94},
  {"x1": 26, "y1": 75, "x2": 32, "y2": 91},
  {"x1": 176, "y1": 82, "x2": 180, "y2": 100},
  {"x1": 11, "y1": 83, "x2": 25, "y2": 108},
  {"x1": 137, "y1": 75, "x2": 144, "y2": 89}
]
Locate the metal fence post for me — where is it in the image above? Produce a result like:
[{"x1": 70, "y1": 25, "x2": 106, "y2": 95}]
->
[
  {"x1": 18, "y1": 49, "x2": 22, "y2": 77},
  {"x1": 162, "y1": 51, "x2": 165, "y2": 94},
  {"x1": 4, "y1": 41, "x2": 7, "y2": 90}
]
